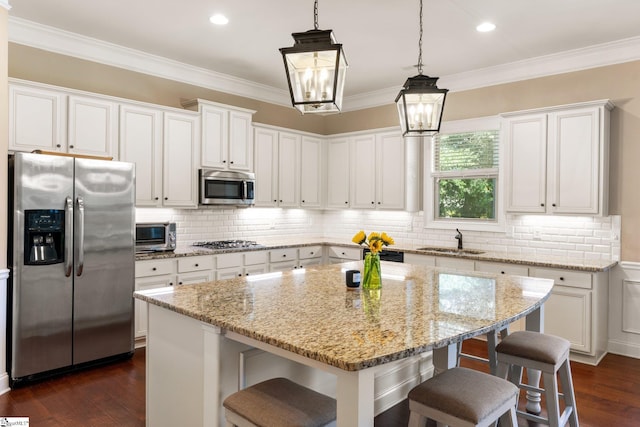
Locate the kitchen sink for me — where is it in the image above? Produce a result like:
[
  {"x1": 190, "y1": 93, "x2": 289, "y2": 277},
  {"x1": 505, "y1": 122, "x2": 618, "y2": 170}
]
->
[{"x1": 416, "y1": 247, "x2": 485, "y2": 255}]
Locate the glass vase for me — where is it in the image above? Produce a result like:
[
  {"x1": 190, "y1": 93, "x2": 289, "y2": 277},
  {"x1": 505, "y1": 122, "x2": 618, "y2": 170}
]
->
[{"x1": 362, "y1": 252, "x2": 381, "y2": 290}]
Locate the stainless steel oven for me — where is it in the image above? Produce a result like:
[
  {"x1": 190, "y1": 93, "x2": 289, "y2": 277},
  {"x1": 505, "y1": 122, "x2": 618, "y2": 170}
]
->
[
  {"x1": 135, "y1": 222, "x2": 176, "y2": 253},
  {"x1": 199, "y1": 169, "x2": 255, "y2": 206}
]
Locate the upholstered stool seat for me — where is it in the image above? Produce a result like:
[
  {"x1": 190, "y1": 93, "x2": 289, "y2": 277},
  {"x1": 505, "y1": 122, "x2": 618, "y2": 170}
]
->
[
  {"x1": 496, "y1": 331, "x2": 579, "y2": 427},
  {"x1": 408, "y1": 367, "x2": 519, "y2": 427},
  {"x1": 223, "y1": 377, "x2": 336, "y2": 427}
]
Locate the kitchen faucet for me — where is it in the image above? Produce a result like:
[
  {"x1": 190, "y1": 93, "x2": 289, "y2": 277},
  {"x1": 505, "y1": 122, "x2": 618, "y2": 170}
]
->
[{"x1": 455, "y1": 229, "x2": 463, "y2": 250}]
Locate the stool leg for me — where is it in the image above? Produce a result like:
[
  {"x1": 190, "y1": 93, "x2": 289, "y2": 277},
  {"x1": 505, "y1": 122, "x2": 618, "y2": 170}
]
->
[
  {"x1": 408, "y1": 411, "x2": 427, "y2": 427},
  {"x1": 487, "y1": 330, "x2": 499, "y2": 375},
  {"x1": 496, "y1": 360, "x2": 510, "y2": 380},
  {"x1": 498, "y1": 405, "x2": 518, "y2": 427},
  {"x1": 543, "y1": 372, "x2": 561, "y2": 427},
  {"x1": 558, "y1": 360, "x2": 579, "y2": 427}
]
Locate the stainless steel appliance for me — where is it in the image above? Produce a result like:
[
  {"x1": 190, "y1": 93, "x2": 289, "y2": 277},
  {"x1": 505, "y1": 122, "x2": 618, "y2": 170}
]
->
[
  {"x1": 135, "y1": 222, "x2": 176, "y2": 253},
  {"x1": 362, "y1": 248, "x2": 404, "y2": 263},
  {"x1": 199, "y1": 169, "x2": 255, "y2": 206},
  {"x1": 7, "y1": 152, "x2": 135, "y2": 386},
  {"x1": 192, "y1": 240, "x2": 263, "y2": 249}
]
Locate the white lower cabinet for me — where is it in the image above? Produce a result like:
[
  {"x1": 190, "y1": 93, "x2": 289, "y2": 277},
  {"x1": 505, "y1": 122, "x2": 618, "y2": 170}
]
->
[
  {"x1": 298, "y1": 245, "x2": 323, "y2": 268},
  {"x1": 475, "y1": 261, "x2": 528, "y2": 276},
  {"x1": 326, "y1": 245, "x2": 362, "y2": 264},
  {"x1": 529, "y1": 267, "x2": 608, "y2": 365},
  {"x1": 269, "y1": 248, "x2": 299, "y2": 272},
  {"x1": 135, "y1": 259, "x2": 177, "y2": 340},
  {"x1": 403, "y1": 253, "x2": 436, "y2": 266},
  {"x1": 217, "y1": 251, "x2": 269, "y2": 279},
  {"x1": 177, "y1": 255, "x2": 215, "y2": 285},
  {"x1": 435, "y1": 257, "x2": 475, "y2": 270}
]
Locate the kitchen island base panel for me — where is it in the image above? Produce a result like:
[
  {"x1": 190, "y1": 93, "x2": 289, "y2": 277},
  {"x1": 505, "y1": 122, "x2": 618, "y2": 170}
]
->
[{"x1": 145, "y1": 304, "x2": 431, "y2": 427}]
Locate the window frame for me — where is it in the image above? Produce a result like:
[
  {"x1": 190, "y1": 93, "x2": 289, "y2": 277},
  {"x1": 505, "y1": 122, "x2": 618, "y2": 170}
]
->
[{"x1": 424, "y1": 116, "x2": 506, "y2": 232}]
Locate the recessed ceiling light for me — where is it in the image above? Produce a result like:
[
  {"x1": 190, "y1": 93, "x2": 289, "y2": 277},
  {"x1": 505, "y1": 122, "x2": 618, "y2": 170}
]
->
[
  {"x1": 209, "y1": 14, "x2": 229, "y2": 25},
  {"x1": 476, "y1": 22, "x2": 496, "y2": 32}
]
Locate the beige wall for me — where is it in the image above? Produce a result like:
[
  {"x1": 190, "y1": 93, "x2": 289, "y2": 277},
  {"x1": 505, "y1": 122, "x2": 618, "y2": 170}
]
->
[{"x1": 8, "y1": 43, "x2": 640, "y2": 261}]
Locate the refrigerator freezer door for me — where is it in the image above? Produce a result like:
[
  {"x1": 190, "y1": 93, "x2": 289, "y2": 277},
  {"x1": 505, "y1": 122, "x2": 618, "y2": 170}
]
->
[
  {"x1": 10, "y1": 153, "x2": 74, "y2": 379},
  {"x1": 73, "y1": 158, "x2": 136, "y2": 364}
]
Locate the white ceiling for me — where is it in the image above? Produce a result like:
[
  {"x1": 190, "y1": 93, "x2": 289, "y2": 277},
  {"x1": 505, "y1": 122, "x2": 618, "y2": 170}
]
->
[{"x1": 7, "y1": 0, "x2": 640, "y2": 110}]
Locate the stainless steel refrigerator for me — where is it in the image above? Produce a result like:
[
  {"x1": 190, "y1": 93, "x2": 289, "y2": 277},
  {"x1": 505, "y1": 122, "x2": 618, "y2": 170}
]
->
[{"x1": 8, "y1": 152, "x2": 135, "y2": 386}]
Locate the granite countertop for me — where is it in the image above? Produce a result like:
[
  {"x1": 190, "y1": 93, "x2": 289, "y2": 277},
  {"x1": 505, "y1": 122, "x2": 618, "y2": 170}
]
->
[
  {"x1": 135, "y1": 237, "x2": 617, "y2": 272},
  {"x1": 134, "y1": 261, "x2": 554, "y2": 371}
]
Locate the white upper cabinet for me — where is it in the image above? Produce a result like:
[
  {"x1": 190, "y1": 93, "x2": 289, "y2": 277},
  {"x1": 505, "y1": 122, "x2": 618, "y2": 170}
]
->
[
  {"x1": 184, "y1": 99, "x2": 255, "y2": 171},
  {"x1": 350, "y1": 131, "x2": 406, "y2": 210},
  {"x1": 254, "y1": 127, "x2": 279, "y2": 207},
  {"x1": 299, "y1": 136, "x2": 323, "y2": 208},
  {"x1": 163, "y1": 111, "x2": 200, "y2": 208},
  {"x1": 503, "y1": 100, "x2": 612, "y2": 216},
  {"x1": 326, "y1": 138, "x2": 351, "y2": 208},
  {"x1": 67, "y1": 94, "x2": 119, "y2": 158},
  {"x1": 9, "y1": 83, "x2": 66, "y2": 153},
  {"x1": 119, "y1": 103, "x2": 163, "y2": 207},
  {"x1": 277, "y1": 132, "x2": 300, "y2": 207}
]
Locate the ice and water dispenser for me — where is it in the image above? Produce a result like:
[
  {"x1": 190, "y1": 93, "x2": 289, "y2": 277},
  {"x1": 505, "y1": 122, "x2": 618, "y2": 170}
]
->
[{"x1": 24, "y1": 210, "x2": 64, "y2": 265}]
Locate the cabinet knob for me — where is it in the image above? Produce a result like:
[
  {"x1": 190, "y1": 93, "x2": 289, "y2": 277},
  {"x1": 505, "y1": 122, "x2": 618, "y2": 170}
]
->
[
  {"x1": 371, "y1": 201, "x2": 375, "y2": 204},
  {"x1": 282, "y1": 254, "x2": 287, "y2": 258},
  {"x1": 341, "y1": 252, "x2": 346, "y2": 255},
  {"x1": 155, "y1": 197, "x2": 159, "y2": 201},
  {"x1": 540, "y1": 203, "x2": 545, "y2": 207},
  {"x1": 195, "y1": 263, "x2": 199, "y2": 267},
  {"x1": 501, "y1": 271, "x2": 505, "y2": 274},
  {"x1": 377, "y1": 201, "x2": 381, "y2": 204},
  {"x1": 344, "y1": 201, "x2": 348, "y2": 204},
  {"x1": 279, "y1": 200, "x2": 283, "y2": 203},
  {"x1": 152, "y1": 267, "x2": 157, "y2": 271},
  {"x1": 246, "y1": 273, "x2": 250, "y2": 276},
  {"x1": 56, "y1": 144, "x2": 61, "y2": 148},
  {"x1": 223, "y1": 160, "x2": 227, "y2": 163},
  {"x1": 178, "y1": 281, "x2": 183, "y2": 285},
  {"x1": 274, "y1": 199, "x2": 277, "y2": 202},
  {"x1": 169, "y1": 282, "x2": 174, "y2": 286},
  {"x1": 230, "y1": 161, "x2": 234, "y2": 164},
  {"x1": 552, "y1": 203, "x2": 557, "y2": 207},
  {"x1": 559, "y1": 277, "x2": 565, "y2": 281},
  {"x1": 302, "y1": 200, "x2": 305, "y2": 203},
  {"x1": 238, "y1": 273, "x2": 242, "y2": 277},
  {"x1": 69, "y1": 145, "x2": 74, "y2": 149},
  {"x1": 164, "y1": 197, "x2": 168, "y2": 201},
  {"x1": 310, "y1": 252, "x2": 314, "y2": 255}
]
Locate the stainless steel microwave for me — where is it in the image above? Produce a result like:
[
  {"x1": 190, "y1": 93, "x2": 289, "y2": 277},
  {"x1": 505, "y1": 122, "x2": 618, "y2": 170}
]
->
[
  {"x1": 135, "y1": 222, "x2": 176, "y2": 252},
  {"x1": 199, "y1": 169, "x2": 255, "y2": 206}
]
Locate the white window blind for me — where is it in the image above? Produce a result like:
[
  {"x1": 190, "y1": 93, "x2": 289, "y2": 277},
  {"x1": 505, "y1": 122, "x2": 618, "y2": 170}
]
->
[{"x1": 433, "y1": 130, "x2": 500, "y2": 174}]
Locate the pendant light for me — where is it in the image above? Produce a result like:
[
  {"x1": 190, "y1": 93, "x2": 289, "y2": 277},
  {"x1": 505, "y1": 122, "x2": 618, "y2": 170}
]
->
[
  {"x1": 395, "y1": 0, "x2": 448, "y2": 135},
  {"x1": 279, "y1": 0, "x2": 348, "y2": 114}
]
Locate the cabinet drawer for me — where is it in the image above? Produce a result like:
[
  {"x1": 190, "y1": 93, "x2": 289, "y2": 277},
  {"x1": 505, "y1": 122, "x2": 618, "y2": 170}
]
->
[
  {"x1": 177, "y1": 255, "x2": 214, "y2": 273},
  {"x1": 217, "y1": 252, "x2": 244, "y2": 269},
  {"x1": 530, "y1": 267, "x2": 592, "y2": 289},
  {"x1": 244, "y1": 250, "x2": 268, "y2": 266},
  {"x1": 404, "y1": 253, "x2": 436, "y2": 266},
  {"x1": 475, "y1": 261, "x2": 529, "y2": 276},
  {"x1": 435, "y1": 257, "x2": 475, "y2": 271},
  {"x1": 135, "y1": 259, "x2": 175, "y2": 278},
  {"x1": 327, "y1": 246, "x2": 362, "y2": 260},
  {"x1": 269, "y1": 259, "x2": 298, "y2": 272},
  {"x1": 299, "y1": 245, "x2": 322, "y2": 260},
  {"x1": 270, "y1": 248, "x2": 298, "y2": 262}
]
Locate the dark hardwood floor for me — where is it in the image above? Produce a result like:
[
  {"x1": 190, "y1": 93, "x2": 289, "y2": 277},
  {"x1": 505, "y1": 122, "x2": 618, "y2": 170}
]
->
[{"x1": 0, "y1": 341, "x2": 639, "y2": 426}]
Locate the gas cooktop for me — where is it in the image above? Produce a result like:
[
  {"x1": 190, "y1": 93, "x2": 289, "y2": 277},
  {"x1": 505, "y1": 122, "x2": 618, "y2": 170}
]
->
[{"x1": 192, "y1": 240, "x2": 264, "y2": 250}]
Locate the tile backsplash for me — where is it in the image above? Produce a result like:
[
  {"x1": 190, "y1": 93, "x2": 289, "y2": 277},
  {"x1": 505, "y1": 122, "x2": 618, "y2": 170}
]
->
[{"x1": 136, "y1": 207, "x2": 620, "y2": 261}]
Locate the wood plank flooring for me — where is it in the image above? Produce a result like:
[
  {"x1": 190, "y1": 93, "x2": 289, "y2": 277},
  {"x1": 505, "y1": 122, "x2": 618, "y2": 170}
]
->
[{"x1": 0, "y1": 340, "x2": 638, "y2": 426}]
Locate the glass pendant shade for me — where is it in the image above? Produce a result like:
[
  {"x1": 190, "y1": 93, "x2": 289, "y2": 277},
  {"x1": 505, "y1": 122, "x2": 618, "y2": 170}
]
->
[
  {"x1": 395, "y1": 74, "x2": 448, "y2": 136},
  {"x1": 280, "y1": 29, "x2": 348, "y2": 114}
]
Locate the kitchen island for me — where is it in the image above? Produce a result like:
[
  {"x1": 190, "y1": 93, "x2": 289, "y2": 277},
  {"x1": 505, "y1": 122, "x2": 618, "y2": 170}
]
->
[{"x1": 135, "y1": 261, "x2": 554, "y2": 427}]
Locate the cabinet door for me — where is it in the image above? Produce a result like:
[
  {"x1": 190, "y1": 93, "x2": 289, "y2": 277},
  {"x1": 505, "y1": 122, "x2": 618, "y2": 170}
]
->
[
  {"x1": 326, "y1": 138, "x2": 351, "y2": 208},
  {"x1": 300, "y1": 136, "x2": 323, "y2": 208},
  {"x1": 217, "y1": 267, "x2": 244, "y2": 280},
  {"x1": 376, "y1": 132, "x2": 405, "y2": 209},
  {"x1": 228, "y1": 110, "x2": 253, "y2": 171},
  {"x1": 435, "y1": 257, "x2": 475, "y2": 271},
  {"x1": 548, "y1": 107, "x2": 600, "y2": 214},
  {"x1": 200, "y1": 104, "x2": 228, "y2": 169},
  {"x1": 163, "y1": 112, "x2": 199, "y2": 208},
  {"x1": 505, "y1": 114, "x2": 548, "y2": 213},
  {"x1": 544, "y1": 287, "x2": 592, "y2": 353},
  {"x1": 120, "y1": 104, "x2": 163, "y2": 207},
  {"x1": 135, "y1": 275, "x2": 175, "y2": 338},
  {"x1": 350, "y1": 134, "x2": 377, "y2": 209},
  {"x1": 67, "y1": 95, "x2": 118, "y2": 158},
  {"x1": 277, "y1": 132, "x2": 300, "y2": 207},
  {"x1": 254, "y1": 127, "x2": 278, "y2": 207},
  {"x1": 9, "y1": 84, "x2": 66, "y2": 152},
  {"x1": 177, "y1": 271, "x2": 214, "y2": 286}
]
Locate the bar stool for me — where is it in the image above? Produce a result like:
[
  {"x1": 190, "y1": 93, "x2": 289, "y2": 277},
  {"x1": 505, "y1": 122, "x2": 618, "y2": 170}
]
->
[
  {"x1": 457, "y1": 325, "x2": 509, "y2": 375},
  {"x1": 495, "y1": 331, "x2": 579, "y2": 427},
  {"x1": 223, "y1": 377, "x2": 336, "y2": 427},
  {"x1": 408, "y1": 367, "x2": 519, "y2": 427}
]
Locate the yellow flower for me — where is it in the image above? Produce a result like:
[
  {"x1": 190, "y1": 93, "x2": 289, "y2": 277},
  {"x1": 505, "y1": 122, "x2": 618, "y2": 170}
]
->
[
  {"x1": 368, "y1": 232, "x2": 381, "y2": 242},
  {"x1": 381, "y1": 232, "x2": 395, "y2": 246},
  {"x1": 352, "y1": 230, "x2": 366, "y2": 245},
  {"x1": 369, "y1": 239, "x2": 383, "y2": 254}
]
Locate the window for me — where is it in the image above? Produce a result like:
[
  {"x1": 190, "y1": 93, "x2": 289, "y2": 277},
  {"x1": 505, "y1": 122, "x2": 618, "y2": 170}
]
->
[{"x1": 424, "y1": 116, "x2": 505, "y2": 232}]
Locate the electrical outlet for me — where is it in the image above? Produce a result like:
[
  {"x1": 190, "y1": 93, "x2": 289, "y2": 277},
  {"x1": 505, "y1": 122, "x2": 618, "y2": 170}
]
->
[
  {"x1": 533, "y1": 229, "x2": 542, "y2": 240},
  {"x1": 406, "y1": 222, "x2": 413, "y2": 232}
]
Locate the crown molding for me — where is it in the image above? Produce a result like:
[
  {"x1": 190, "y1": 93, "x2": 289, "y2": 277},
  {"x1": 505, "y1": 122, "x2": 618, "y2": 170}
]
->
[
  {"x1": 8, "y1": 17, "x2": 291, "y2": 107},
  {"x1": 9, "y1": 17, "x2": 640, "y2": 112},
  {"x1": 0, "y1": 1, "x2": 10, "y2": 11}
]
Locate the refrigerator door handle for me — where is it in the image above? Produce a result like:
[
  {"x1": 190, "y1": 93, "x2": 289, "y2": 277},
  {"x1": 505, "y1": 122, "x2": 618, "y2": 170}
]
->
[
  {"x1": 76, "y1": 196, "x2": 85, "y2": 276},
  {"x1": 64, "y1": 196, "x2": 73, "y2": 277}
]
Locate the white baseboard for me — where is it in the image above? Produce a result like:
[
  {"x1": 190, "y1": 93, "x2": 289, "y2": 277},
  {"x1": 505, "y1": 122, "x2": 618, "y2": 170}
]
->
[
  {"x1": 607, "y1": 339, "x2": 640, "y2": 360},
  {"x1": 0, "y1": 372, "x2": 10, "y2": 395}
]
